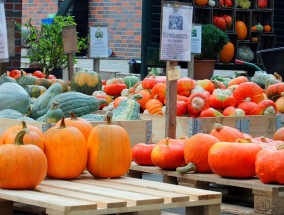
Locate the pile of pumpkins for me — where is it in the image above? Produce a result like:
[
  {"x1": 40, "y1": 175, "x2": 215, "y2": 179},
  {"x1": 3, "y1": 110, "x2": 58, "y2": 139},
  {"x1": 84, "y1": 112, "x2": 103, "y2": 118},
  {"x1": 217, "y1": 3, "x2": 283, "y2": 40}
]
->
[
  {"x1": 0, "y1": 111, "x2": 133, "y2": 189},
  {"x1": 132, "y1": 122, "x2": 284, "y2": 185}
]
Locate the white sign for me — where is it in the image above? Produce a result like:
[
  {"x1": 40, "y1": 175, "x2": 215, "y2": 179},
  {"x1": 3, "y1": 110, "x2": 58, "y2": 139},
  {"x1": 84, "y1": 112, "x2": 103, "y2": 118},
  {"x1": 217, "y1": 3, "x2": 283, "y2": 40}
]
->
[
  {"x1": 191, "y1": 25, "x2": 202, "y2": 54},
  {"x1": 89, "y1": 25, "x2": 109, "y2": 58},
  {"x1": 0, "y1": 3, "x2": 9, "y2": 62},
  {"x1": 160, "y1": 2, "x2": 193, "y2": 62}
]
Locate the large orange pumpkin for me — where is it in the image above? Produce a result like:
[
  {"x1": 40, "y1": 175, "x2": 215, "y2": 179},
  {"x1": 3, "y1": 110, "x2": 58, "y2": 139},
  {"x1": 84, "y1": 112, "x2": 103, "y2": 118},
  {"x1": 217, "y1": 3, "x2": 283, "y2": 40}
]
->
[
  {"x1": 236, "y1": 21, "x2": 248, "y2": 40},
  {"x1": 220, "y1": 42, "x2": 235, "y2": 63},
  {"x1": 0, "y1": 130, "x2": 47, "y2": 189},
  {"x1": 233, "y1": 82, "x2": 264, "y2": 105},
  {"x1": 55, "y1": 112, "x2": 93, "y2": 143},
  {"x1": 87, "y1": 112, "x2": 132, "y2": 178},
  {"x1": 44, "y1": 117, "x2": 87, "y2": 179},
  {"x1": 2, "y1": 121, "x2": 44, "y2": 151}
]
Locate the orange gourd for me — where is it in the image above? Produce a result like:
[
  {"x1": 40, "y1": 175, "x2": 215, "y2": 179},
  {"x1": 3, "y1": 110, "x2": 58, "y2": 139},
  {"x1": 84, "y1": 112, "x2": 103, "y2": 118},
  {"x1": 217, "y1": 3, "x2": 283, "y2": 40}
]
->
[
  {"x1": 0, "y1": 130, "x2": 47, "y2": 189},
  {"x1": 44, "y1": 117, "x2": 87, "y2": 179},
  {"x1": 195, "y1": 0, "x2": 208, "y2": 6},
  {"x1": 87, "y1": 112, "x2": 132, "y2": 178},
  {"x1": 236, "y1": 21, "x2": 248, "y2": 40},
  {"x1": 220, "y1": 42, "x2": 235, "y2": 63},
  {"x1": 2, "y1": 121, "x2": 44, "y2": 151},
  {"x1": 210, "y1": 123, "x2": 245, "y2": 142}
]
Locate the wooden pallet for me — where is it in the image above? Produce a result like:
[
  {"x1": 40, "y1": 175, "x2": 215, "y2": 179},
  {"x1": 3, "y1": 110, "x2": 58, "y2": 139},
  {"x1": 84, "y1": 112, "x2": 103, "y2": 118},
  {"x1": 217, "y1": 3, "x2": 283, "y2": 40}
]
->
[
  {"x1": 129, "y1": 163, "x2": 284, "y2": 215},
  {"x1": 0, "y1": 171, "x2": 221, "y2": 215}
]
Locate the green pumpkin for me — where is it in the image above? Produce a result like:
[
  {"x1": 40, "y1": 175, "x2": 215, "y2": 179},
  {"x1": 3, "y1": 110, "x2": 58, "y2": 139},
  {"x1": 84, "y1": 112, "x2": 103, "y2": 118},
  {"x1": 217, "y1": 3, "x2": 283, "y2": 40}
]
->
[
  {"x1": 37, "y1": 101, "x2": 64, "y2": 123},
  {"x1": 0, "y1": 83, "x2": 30, "y2": 114},
  {"x1": 112, "y1": 94, "x2": 142, "y2": 120},
  {"x1": 0, "y1": 74, "x2": 17, "y2": 85},
  {"x1": 31, "y1": 83, "x2": 63, "y2": 119},
  {"x1": 123, "y1": 75, "x2": 139, "y2": 88},
  {"x1": 50, "y1": 91, "x2": 100, "y2": 117},
  {"x1": 236, "y1": 44, "x2": 254, "y2": 62},
  {"x1": 25, "y1": 85, "x2": 47, "y2": 98},
  {"x1": 0, "y1": 109, "x2": 23, "y2": 119},
  {"x1": 16, "y1": 75, "x2": 38, "y2": 87},
  {"x1": 251, "y1": 71, "x2": 276, "y2": 88},
  {"x1": 70, "y1": 70, "x2": 102, "y2": 95}
]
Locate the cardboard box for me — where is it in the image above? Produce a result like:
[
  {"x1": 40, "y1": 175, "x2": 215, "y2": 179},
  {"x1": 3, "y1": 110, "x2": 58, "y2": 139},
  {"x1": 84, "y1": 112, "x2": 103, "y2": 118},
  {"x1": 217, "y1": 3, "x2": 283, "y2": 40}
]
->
[{"x1": 140, "y1": 114, "x2": 281, "y2": 143}]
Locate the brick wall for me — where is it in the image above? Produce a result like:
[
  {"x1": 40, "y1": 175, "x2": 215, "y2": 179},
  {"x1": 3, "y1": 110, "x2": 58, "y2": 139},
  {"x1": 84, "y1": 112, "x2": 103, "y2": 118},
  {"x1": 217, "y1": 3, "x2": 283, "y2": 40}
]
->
[
  {"x1": 89, "y1": 0, "x2": 142, "y2": 59},
  {"x1": 21, "y1": 0, "x2": 142, "y2": 59},
  {"x1": 3, "y1": 0, "x2": 22, "y2": 70}
]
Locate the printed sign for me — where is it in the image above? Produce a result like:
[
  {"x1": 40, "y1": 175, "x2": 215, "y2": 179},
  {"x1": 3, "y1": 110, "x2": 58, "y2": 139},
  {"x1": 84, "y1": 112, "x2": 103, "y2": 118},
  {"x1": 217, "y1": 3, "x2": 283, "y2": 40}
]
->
[
  {"x1": 0, "y1": 3, "x2": 9, "y2": 62},
  {"x1": 160, "y1": 2, "x2": 193, "y2": 62},
  {"x1": 89, "y1": 25, "x2": 109, "y2": 58},
  {"x1": 191, "y1": 25, "x2": 202, "y2": 54}
]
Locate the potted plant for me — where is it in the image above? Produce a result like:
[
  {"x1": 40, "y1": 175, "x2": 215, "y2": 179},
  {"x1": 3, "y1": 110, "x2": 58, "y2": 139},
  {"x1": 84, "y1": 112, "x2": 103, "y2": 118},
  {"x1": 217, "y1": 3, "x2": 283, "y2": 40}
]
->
[
  {"x1": 194, "y1": 24, "x2": 229, "y2": 80},
  {"x1": 17, "y1": 16, "x2": 88, "y2": 79}
]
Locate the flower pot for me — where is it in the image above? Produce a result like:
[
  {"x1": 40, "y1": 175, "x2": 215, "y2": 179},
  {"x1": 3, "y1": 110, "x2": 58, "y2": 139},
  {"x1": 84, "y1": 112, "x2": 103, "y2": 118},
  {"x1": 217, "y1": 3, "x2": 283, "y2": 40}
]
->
[
  {"x1": 194, "y1": 59, "x2": 216, "y2": 80},
  {"x1": 50, "y1": 68, "x2": 63, "y2": 79}
]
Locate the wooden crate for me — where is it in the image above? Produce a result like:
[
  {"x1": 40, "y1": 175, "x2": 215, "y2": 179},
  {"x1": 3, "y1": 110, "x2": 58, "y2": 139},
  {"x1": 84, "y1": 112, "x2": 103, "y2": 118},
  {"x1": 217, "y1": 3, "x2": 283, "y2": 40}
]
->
[
  {"x1": 0, "y1": 118, "x2": 152, "y2": 148},
  {"x1": 140, "y1": 114, "x2": 281, "y2": 143},
  {"x1": 0, "y1": 172, "x2": 222, "y2": 215},
  {"x1": 129, "y1": 163, "x2": 284, "y2": 215}
]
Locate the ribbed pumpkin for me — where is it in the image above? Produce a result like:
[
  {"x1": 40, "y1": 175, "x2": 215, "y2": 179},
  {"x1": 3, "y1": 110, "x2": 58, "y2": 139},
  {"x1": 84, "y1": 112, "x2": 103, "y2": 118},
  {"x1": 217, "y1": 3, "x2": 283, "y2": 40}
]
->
[
  {"x1": 237, "y1": 101, "x2": 258, "y2": 115},
  {"x1": 236, "y1": 44, "x2": 254, "y2": 62},
  {"x1": 87, "y1": 112, "x2": 132, "y2": 178},
  {"x1": 265, "y1": 83, "x2": 284, "y2": 101},
  {"x1": 176, "y1": 133, "x2": 220, "y2": 174},
  {"x1": 208, "y1": 140, "x2": 262, "y2": 178},
  {"x1": 71, "y1": 70, "x2": 102, "y2": 95},
  {"x1": 236, "y1": 20, "x2": 248, "y2": 40},
  {"x1": 0, "y1": 130, "x2": 47, "y2": 189},
  {"x1": 44, "y1": 117, "x2": 87, "y2": 179},
  {"x1": 25, "y1": 85, "x2": 47, "y2": 98},
  {"x1": 151, "y1": 83, "x2": 166, "y2": 103},
  {"x1": 137, "y1": 89, "x2": 152, "y2": 110},
  {"x1": 55, "y1": 112, "x2": 93, "y2": 143},
  {"x1": 177, "y1": 77, "x2": 195, "y2": 97},
  {"x1": 210, "y1": 123, "x2": 245, "y2": 142},
  {"x1": 220, "y1": 42, "x2": 235, "y2": 63},
  {"x1": 145, "y1": 98, "x2": 163, "y2": 115},
  {"x1": 2, "y1": 121, "x2": 44, "y2": 151},
  {"x1": 187, "y1": 92, "x2": 211, "y2": 116}
]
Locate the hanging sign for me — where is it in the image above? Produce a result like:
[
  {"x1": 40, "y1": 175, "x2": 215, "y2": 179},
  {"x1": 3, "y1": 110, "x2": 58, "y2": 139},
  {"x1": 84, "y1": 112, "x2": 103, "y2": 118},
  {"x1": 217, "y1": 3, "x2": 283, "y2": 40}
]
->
[
  {"x1": 191, "y1": 25, "x2": 202, "y2": 54},
  {"x1": 160, "y1": 2, "x2": 193, "y2": 62},
  {"x1": 0, "y1": 2, "x2": 9, "y2": 62},
  {"x1": 89, "y1": 24, "x2": 109, "y2": 58}
]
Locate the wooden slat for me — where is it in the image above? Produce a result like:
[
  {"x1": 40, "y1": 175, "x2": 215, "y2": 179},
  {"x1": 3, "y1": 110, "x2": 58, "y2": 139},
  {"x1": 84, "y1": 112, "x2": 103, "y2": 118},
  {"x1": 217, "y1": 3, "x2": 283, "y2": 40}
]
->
[
  {"x1": 41, "y1": 179, "x2": 164, "y2": 206},
  {"x1": 36, "y1": 184, "x2": 126, "y2": 209},
  {"x1": 74, "y1": 178, "x2": 189, "y2": 203}
]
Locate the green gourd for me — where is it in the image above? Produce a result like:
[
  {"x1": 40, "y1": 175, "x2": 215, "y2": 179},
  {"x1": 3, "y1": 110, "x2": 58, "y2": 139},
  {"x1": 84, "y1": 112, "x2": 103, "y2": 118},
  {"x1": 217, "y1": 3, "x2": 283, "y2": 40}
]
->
[
  {"x1": 123, "y1": 75, "x2": 139, "y2": 88},
  {"x1": 112, "y1": 94, "x2": 142, "y2": 120},
  {"x1": 37, "y1": 101, "x2": 64, "y2": 123},
  {"x1": 50, "y1": 91, "x2": 100, "y2": 117},
  {"x1": 0, "y1": 83, "x2": 30, "y2": 114},
  {"x1": 16, "y1": 75, "x2": 38, "y2": 87},
  {"x1": 25, "y1": 85, "x2": 47, "y2": 98},
  {"x1": 0, "y1": 109, "x2": 23, "y2": 119},
  {"x1": 31, "y1": 83, "x2": 63, "y2": 119},
  {"x1": 236, "y1": 44, "x2": 254, "y2": 62},
  {"x1": 0, "y1": 73, "x2": 17, "y2": 85}
]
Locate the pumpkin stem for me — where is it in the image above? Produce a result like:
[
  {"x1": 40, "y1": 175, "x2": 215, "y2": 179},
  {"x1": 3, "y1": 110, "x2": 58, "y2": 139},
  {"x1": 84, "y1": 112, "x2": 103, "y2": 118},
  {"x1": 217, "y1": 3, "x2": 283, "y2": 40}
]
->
[
  {"x1": 14, "y1": 130, "x2": 27, "y2": 145},
  {"x1": 274, "y1": 72, "x2": 282, "y2": 82},
  {"x1": 51, "y1": 101, "x2": 60, "y2": 110},
  {"x1": 58, "y1": 117, "x2": 66, "y2": 128},
  {"x1": 104, "y1": 111, "x2": 113, "y2": 125},
  {"x1": 70, "y1": 112, "x2": 78, "y2": 120},
  {"x1": 213, "y1": 123, "x2": 223, "y2": 131},
  {"x1": 176, "y1": 163, "x2": 197, "y2": 175},
  {"x1": 21, "y1": 121, "x2": 30, "y2": 133}
]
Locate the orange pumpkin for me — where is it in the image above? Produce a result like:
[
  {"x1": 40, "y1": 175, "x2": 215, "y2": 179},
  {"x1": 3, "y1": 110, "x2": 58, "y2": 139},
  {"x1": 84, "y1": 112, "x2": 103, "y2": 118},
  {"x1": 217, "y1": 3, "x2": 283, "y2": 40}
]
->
[
  {"x1": 87, "y1": 112, "x2": 132, "y2": 178},
  {"x1": 145, "y1": 98, "x2": 163, "y2": 115},
  {"x1": 44, "y1": 117, "x2": 87, "y2": 179},
  {"x1": 236, "y1": 20, "x2": 248, "y2": 40},
  {"x1": 228, "y1": 76, "x2": 249, "y2": 87},
  {"x1": 220, "y1": 42, "x2": 235, "y2": 63},
  {"x1": 137, "y1": 89, "x2": 152, "y2": 110},
  {"x1": 177, "y1": 133, "x2": 220, "y2": 174},
  {"x1": 55, "y1": 112, "x2": 93, "y2": 143},
  {"x1": 0, "y1": 130, "x2": 47, "y2": 189},
  {"x1": 210, "y1": 123, "x2": 245, "y2": 142},
  {"x1": 151, "y1": 82, "x2": 166, "y2": 103},
  {"x1": 233, "y1": 82, "x2": 264, "y2": 105},
  {"x1": 177, "y1": 77, "x2": 195, "y2": 97},
  {"x1": 194, "y1": 0, "x2": 208, "y2": 6},
  {"x1": 187, "y1": 92, "x2": 211, "y2": 116},
  {"x1": 263, "y1": 24, "x2": 271, "y2": 32},
  {"x1": 2, "y1": 121, "x2": 44, "y2": 151}
]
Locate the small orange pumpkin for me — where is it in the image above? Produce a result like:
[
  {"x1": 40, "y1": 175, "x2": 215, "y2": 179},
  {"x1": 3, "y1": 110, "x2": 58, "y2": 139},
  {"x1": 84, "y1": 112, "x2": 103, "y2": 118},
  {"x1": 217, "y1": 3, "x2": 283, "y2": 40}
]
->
[
  {"x1": 210, "y1": 123, "x2": 245, "y2": 142},
  {"x1": 220, "y1": 42, "x2": 235, "y2": 63},
  {"x1": 263, "y1": 24, "x2": 271, "y2": 32},
  {"x1": 236, "y1": 21, "x2": 248, "y2": 40},
  {"x1": 194, "y1": 0, "x2": 208, "y2": 6}
]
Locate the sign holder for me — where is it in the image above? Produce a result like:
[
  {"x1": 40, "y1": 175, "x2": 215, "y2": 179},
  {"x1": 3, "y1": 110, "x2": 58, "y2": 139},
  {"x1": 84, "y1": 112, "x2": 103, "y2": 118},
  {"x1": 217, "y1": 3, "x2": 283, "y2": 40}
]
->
[
  {"x1": 160, "y1": 1, "x2": 193, "y2": 139},
  {"x1": 62, "y1": 25, "x2": 78, "y2": 80},
  {"x1": 88, "y1": 24, "x2": 109, "y2": 72}
]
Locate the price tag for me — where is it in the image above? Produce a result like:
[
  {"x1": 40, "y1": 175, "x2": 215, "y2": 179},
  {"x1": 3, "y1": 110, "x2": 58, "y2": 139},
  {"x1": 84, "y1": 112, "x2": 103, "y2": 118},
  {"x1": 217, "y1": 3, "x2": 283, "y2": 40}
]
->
[{"x1": 167, "y1": 67, "x2": 181, "y2": 81}]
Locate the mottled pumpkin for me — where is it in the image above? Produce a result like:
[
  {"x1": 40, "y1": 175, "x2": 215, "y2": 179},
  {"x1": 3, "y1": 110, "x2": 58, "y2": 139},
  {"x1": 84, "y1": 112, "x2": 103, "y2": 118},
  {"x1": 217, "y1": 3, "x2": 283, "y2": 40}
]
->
[{"x1": 71, "y1": 70, "x2": 102, "y2": 95}]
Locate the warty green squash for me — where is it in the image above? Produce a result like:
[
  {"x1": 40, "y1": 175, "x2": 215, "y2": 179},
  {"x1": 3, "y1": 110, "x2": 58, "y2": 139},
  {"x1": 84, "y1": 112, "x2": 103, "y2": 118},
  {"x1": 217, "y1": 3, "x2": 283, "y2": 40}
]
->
[{"x1": 37, "y1": 101, "x2": 64, "y2": 123}]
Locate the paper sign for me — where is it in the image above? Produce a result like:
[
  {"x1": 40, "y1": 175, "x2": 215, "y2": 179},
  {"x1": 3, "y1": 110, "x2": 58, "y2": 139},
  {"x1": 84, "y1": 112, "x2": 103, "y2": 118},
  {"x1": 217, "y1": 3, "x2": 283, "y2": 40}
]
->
[
  {"x1": 0, "y1": 3, "x2": 9, "y2": 62},
  {"x1": 160, "y1": 2, "x2": 193, "y2": 62},
  {"x1": 191, "y1": 25, "x2": 202, "y2": 54},
  {"x1": 167, "y1": 66, "x2": 181, "y2": 81},
  {"x1": 89, "y1": 25, "x2": 109, "y2": 58}
]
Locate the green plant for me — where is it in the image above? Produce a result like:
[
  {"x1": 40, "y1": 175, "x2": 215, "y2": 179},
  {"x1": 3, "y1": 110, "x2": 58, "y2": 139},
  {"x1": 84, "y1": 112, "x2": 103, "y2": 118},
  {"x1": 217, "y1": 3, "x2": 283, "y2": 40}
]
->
[
  {"x1": 17, "y1": 16, "x2": 88, "y2": 74},
  {"x1": 195, "y1": 24, "x2": 229, "y2": 60}
]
